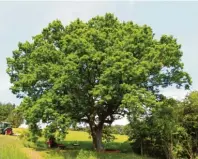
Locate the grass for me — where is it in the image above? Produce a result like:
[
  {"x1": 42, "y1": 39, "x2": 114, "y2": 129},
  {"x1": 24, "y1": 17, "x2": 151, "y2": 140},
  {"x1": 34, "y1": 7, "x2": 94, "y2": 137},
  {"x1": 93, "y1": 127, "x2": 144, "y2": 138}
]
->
[
  {"x1": 39, "y1": 149, "x2": 153, "y2": 159},
  {"x1": 0, "y1": 135, "x2": 28, "y2": 159},
  {"x1": 65, "y1": 131, "x2": 128, "y2": 142},
  {"x1": 12, "y1": 128, "x2": 153, "y2": 159}
]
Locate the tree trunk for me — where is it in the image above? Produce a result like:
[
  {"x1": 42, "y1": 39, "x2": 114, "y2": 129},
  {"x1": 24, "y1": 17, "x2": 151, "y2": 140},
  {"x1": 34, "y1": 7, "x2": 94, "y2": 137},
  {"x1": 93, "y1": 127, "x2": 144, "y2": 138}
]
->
[
  {"x1": 140, "y1": 139, "x2": 143, "y2": 156},
  {"x1": 90, "y1": 123, "x2": 104, "y2": 152}
]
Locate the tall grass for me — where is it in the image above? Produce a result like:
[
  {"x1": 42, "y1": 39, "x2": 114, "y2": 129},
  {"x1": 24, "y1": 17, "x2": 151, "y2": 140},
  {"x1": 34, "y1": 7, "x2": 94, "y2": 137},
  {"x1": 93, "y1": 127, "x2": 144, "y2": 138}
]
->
[
  {"x1": 0, "y1": 136, "x2": 28, "y2": 159},
  {"x1": 41, "y1": 149, "x2": 153, "y2": 159},
  {"x1": 0, "y1": 145, "x2": 28, "y2": 159}
]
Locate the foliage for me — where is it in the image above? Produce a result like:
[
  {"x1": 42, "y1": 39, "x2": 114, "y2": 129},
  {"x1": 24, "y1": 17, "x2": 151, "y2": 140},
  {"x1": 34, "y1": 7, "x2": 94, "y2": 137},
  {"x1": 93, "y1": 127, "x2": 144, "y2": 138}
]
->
[
  {"x1": 128, "y1": 98, "x2": 175, "y2": 158},
  {"x1": 86, "y1": 125, "x2": 116, "y2": 143},
  {"x1": 70, "y1": 124, "x2": 129, "y2": 136},
  {"x1": 109, "y1": 125, "x2": 127, "y2": 135},
  {"x1": 7, "y1": 107, "x2": 24, "y2": 128},
  {"x1": 42, "y1": 122, "x2": 69, "y2": 142},
  {"x1": 128, "y1": 92, "x2": 198, "y2": 159},
  {"x1": 0, "y1": 103, "x2": 15, "y2": 121},
  {"x1": 18, "y1": 128, "x2": 39, "y2": 144},
  {"x1": 179, "y1": 91, "x2": 198, "y2": 158},
  {"x1": 7, "y1": 13, "x2": 191, "y2": 151},
  {"x1": 0, "y1": 102, "x2": 23, "y2": 127},
  {"x1": 102, "y1": 126, "x2": 116, "y2": 143}
]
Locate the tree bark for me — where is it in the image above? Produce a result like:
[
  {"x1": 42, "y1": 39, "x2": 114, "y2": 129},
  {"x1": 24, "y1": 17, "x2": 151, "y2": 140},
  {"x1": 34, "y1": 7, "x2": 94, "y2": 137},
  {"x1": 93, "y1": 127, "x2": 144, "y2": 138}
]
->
[
  {"x1": 140, "y1": 139, "x2": 143, "y2": 156},
  {"x1": 89, "y1": 123, "x2": 104, "y2": 151}
]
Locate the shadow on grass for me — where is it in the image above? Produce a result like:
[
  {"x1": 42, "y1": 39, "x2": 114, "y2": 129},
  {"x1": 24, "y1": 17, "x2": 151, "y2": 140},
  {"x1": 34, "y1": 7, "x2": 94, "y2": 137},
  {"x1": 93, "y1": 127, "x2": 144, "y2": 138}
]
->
[
  {"x1": 24, "y1": 140, "x2": 152, "y2": 159},
  {"x1": 35, "y1": 140, "x2": 132, "y2": 152}
]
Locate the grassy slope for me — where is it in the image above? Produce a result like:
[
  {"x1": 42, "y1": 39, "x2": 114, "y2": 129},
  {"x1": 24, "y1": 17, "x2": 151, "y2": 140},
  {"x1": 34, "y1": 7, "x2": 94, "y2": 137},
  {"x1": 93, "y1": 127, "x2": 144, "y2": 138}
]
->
[{"x1": 0, "y1": 135, "x2": 28, "y2": 159}]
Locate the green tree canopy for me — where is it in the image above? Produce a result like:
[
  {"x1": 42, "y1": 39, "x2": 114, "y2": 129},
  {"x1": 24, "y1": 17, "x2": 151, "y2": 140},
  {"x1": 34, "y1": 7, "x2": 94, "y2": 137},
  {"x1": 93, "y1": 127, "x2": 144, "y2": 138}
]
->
[{"x1": 7, "y1": 13, "x2": 191, "y2": 151}]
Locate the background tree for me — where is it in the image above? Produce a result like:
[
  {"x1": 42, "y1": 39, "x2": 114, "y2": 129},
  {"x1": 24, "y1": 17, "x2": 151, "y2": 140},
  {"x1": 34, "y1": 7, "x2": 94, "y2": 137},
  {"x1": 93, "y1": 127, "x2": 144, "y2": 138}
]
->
[
  {"x1": 127, "y1": 92, "x2": 198, "y2": 159},
  {"x1": 7, "y1": 13, "x2": 191, "y2": 151},
  {"x1": 0, "y1": 102, "x2": 14, "y2": 121},
  {"x1": 180, "y1": 91, "x2": 198, "y2": 158},
  {"x1": 0, "y1": 103, "x2": 23, "y2": 127},
  {"x1": 7, "y1": 107, "x2": 24, "y2": 128},
  {"x1": 110, "y1": 125, "x2": 126, "y2": 135},
  {"x1": 127, "y1": 98, "x2": 185, "y2": 159}
]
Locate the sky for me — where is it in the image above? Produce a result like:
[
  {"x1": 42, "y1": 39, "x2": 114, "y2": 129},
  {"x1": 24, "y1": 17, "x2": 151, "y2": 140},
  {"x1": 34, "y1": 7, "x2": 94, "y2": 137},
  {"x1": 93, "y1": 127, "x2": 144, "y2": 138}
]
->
[{"x1": 0, "y1": 1, "x2": 198, "y2": 125}]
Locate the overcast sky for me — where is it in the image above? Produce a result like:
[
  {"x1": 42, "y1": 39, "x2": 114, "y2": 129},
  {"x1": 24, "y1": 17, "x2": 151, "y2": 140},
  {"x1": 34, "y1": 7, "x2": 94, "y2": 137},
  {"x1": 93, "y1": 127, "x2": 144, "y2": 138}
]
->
[{"x1": 0, "y1": 1, "x2": 197, "y2": 122}]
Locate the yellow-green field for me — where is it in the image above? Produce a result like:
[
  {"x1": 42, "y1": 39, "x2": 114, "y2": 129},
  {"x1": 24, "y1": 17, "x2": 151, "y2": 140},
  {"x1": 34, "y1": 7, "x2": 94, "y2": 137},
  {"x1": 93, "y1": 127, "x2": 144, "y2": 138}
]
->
[
  {"x1": 66, "y1": 130, "x2": 128, "y2": 142},
  {"x1": 13, "y1": 128, "x2": 128, "y2": 142}
]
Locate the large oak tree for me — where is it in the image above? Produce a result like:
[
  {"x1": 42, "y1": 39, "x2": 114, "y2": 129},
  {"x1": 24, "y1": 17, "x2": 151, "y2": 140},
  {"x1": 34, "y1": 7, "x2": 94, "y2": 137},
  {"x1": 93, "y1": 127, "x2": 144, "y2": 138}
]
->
[{"x1": 7, "y1": 13, "x2": 191, "y2": 151}]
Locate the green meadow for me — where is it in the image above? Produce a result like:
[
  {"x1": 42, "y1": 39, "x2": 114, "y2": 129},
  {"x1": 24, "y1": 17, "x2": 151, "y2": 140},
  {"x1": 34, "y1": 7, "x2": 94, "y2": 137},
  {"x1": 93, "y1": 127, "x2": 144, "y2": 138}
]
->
[{"x1": 8, "y1": 128, "x2": 153, "y2": 159}]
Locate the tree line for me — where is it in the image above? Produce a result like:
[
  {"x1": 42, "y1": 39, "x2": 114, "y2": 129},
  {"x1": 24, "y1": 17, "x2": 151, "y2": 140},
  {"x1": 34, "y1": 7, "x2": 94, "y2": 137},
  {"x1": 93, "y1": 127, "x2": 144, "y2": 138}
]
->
[{"x1": 127, "y1": 91, "x2": 198, "y2": 159}]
